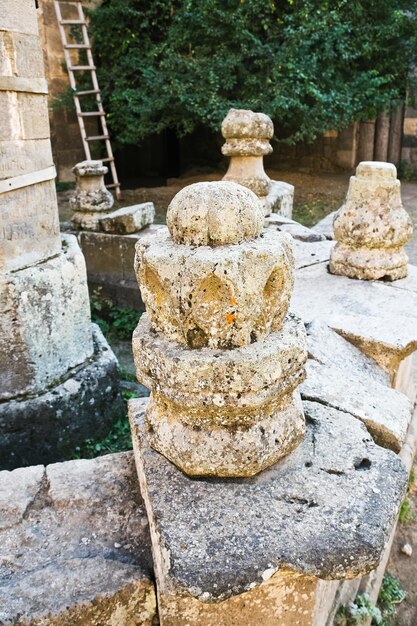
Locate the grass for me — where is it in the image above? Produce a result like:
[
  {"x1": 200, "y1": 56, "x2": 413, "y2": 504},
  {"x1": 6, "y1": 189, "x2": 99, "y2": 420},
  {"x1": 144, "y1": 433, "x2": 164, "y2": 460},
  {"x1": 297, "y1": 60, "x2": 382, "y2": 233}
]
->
[
  {"x1": 90, "y1": 288, "x2": 141, "y2": 340},
  {"x1": 293, "y1": 199, "x2": 334, "y2": 227},
  {"x1": 335, "y1": 575, "x2": 406, "y2": 625}
]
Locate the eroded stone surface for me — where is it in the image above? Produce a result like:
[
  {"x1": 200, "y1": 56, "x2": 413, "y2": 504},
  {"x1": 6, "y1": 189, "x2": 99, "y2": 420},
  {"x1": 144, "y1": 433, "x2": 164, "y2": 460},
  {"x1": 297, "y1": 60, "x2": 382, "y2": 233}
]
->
[
  {"x1": 99, "y1": 202, "x2": 155, "y2": 234},
  {"x1": 0, "y1": 234, "x2": 93, "y2": 400},
  {"x1": 71, "y1": 160, "x2": 114, "y2": 231},
  {"x1": 166, "y1": 181, "x2": 264, "y2": 246},
  {"x1": 329, "y1": 162, "x2": 413, "y2": 280},
  {"x1": 267, "y1": 214, "x2": 326, "y2": 242},
  {"x1": 135, "y1": 227, "x2": 295, "y2": 349},
  {"x1": 262, "y1": 180, "x2": 294, "y2": 218},
  {"x1": 221, "y1": 108, "x2": 273, "y2": 199},
  {"x1": 301, "y1": 322, "x2": 413, "y2": 452},
  {"x1": 0, "y1": 452, "x2": 156, "y2": 625},
  {"x1": 292, "y1": 261, "x2": 417, "y2": 374},
  {"x1": 0, "y1": 324, "x2": 123, "y2": 470},
  {"x1": 132, "y1": 313, "x2": 307, "y2": 476},
  {"x1": 130, "y1": 397, "x2": 408, "y2": 601}
]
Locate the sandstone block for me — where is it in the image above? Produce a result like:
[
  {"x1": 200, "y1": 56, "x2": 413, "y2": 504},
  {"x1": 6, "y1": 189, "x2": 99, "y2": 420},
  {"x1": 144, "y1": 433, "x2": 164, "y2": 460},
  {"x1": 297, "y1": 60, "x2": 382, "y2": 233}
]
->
[
  {"x1": 0, "y1": 0, "x2": 39, "y2": 35},
  {"x1": 329, "y1": 162, "x2": 413, "y2": 280},
  {"x1": 0, "y1": 92, "x2": 50, "y2": 141},
  {"x1": 130, "y1": 397, "x2": 407, "y2": 623},
  {"x1": 267, "y1": 214, "x2": 326, "y2": 242},
  {"x1": 263, "y1": 179, "x2": 294, "y2": 217},
  {"x1": 0, "y1": 138, "x2": 53, "y2": 180},
  {"x1": 0, "y1": 178, "x2": 61, "y2": 272},
  {"x1": 0, "y1": 234, "x2": 93, "y2": 400},
  {"x1": 135, "y1": 227, "x2": 294, "y2": 349},
  {"x1": 301, "y1": 321, "x2": 413, "y2": 452},
  {"x1": 100, "y1": 202, "x2": 155, "y2": 234},
  {"x1": 0, "y1": 324, "x2": 123, "y2": 470},
  {"x1": 0, "y1": 452, "x2": 156, "y2": 625},
  {"x1": 291, "y1": 260, "x2": 417, "y2": 374},
  {"x1": 132, "y1": 313, "x2": 307, "y2": 476},
  {"x1": 0, "y1": 31, "x2": 45, "y2": 78}
]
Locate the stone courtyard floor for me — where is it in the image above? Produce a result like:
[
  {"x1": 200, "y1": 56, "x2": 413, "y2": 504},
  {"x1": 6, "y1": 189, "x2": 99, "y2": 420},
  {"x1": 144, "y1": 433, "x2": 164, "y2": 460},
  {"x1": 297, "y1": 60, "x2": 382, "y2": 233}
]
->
[{"x1": 57, "y1": 170, "x2": 417, "y2": 623}]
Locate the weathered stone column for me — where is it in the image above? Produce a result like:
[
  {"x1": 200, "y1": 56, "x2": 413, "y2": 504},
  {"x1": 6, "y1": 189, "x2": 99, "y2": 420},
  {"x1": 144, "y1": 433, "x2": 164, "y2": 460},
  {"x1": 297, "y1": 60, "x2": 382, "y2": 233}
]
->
[
  {"x1": 329, "y1": 161, "x2": 413, "y2": 280},
  {"x1": 132, "y1": 181, "x2": 307, "y2": 477},
  {"x1": 0, "y1": 0, "x2": 122, "y2": 469},
  {"x1": 70, "y1": 160, "x2": 114, "y2": 231},
  {"x1": 221, "y1": 108, "x2": 294, "y2": 217}
]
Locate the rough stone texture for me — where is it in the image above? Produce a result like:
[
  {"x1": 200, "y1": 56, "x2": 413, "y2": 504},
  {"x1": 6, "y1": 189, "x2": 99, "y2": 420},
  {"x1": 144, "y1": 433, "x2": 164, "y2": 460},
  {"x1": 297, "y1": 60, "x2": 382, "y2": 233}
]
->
[
  {"x1": 293, "y1": 239, "x2": 334, "y2": 270},
  {"x1": 0, "y1": 234, "x2": 93, "y2": 400},
  {"x1": 267, "y1": 214, "x2": 326, "y2": 242},
  {"x1": 301, "y1": 321, "x2": 413, "y2": 452},
  {"x1": 221, "y1": 108, "x2": 273, "y2": 200},
  {"x1": 130, "y1": 397, "x2": 407, "y2": 609},
  {"x1": 0, "y1": 452, "x2": 156, "y2": 625},
  {"x1": 135, "y1": 227, "x2": 295, "y2": 349},
  {"x1": 99, "y1": 202, "x2": 155, "y2": 234},
  {"x1": 0, "y1": 324, "x2": 123, "y2": 470},
  {"x1": 132, "y1": 313, "x2": 307, "y2": 476},
  {"x1": 291, "y1": 260, "x2": 417, "y2": 375},
  {"x1": 329, "y1": 161, "x2": 413, "y2": 280},
  {"x1": 311, "y1": 210, "x2": 336, "y2": 240},
  {"x1": 71, "y1": 160, "x2": 114, "y2": 231},
  {"x1": 167, "y1": 181, "x2": 264, "y2": 246},
  {"x1": 262, "y1": 180, "x2": 294, "y2": 218}
]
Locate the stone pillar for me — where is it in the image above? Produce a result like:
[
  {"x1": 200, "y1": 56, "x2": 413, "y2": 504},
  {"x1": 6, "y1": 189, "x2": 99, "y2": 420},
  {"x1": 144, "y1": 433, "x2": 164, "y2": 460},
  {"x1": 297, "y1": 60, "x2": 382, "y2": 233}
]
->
[
  {"x1": 329, "y1": 161, "x2": 413, "y2": 280},
  {"x1": 221, "y1": 108, "x2": 294, "y2": 217},
  {"x1": 0, "y1": 0, "x2": 122, "y2": 469},
  {"x1": 132, "y1": 181, "x2": 307, "y2": 477},
  {"x1": 71, "y1": 160, "x2": 114, "y2": 230}
]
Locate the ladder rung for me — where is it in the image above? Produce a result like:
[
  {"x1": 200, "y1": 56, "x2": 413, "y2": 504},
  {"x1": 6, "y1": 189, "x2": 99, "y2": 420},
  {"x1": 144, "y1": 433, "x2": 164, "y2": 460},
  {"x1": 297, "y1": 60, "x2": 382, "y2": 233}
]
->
[
  {"x1": 101, "y1": 157, "x2": 114, "y2": 162},
  {"x1": 77, "y1": 111, "x2": 106, "y2": 117},
  {"x1": 106, "y1": 183, "x2": 120, "y2": 189},
  {"x1": 75, "y1": 89, "x2": 100, "y2": 96},
  {"x1": 69, "y1": 65, "x2": 96, "y2": 71},
  {"x1": 86, "y1": 135, "x2": 110, "y2": 141},
  {"x1": 60, "y1": 19, "x2": 87, "y2": 25},
  {"x1": 64, "y1": 44, "x2": 90, "y2": 49}
]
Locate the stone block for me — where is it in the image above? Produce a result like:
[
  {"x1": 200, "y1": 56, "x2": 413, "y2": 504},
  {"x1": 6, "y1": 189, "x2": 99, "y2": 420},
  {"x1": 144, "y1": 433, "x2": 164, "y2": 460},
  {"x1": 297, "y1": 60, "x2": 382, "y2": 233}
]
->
[
  {"x1": 0, "y1": 138, "x2": 53, "y2": 180},
  {"x1": 301, "y1": 322, "x2": 413, "y2": 452},
  {"x1": 0, "y1": 452, "x2": 156, "y2": 625},
  {"x1": 0, "y1": 234, "x2": 93, "y2": 400},
  {"x1": 263, "y1": 180, "x2": 294, "y2": 218},
  {"x1": 291, "y1": 260, "x2": 417, "y2": 374},
  {"x1": 267, "y1": 214, "x2": 326, "y2": 242},
  {"x1": 100, "y1": 202, "x2": 155, "y2": 234},
  {"x1": 293, "y1": 239, "x2": 334, "y2": 269},
  {"x1": 0, "y1": 324, "x2": 123, "y2": 470},
  {"x1": 311, "y1": 210, "x2": 336, "y2": 240},
  {"x1": 0, "y1": 0, "x2": 39, "y2": 35},
  {"x1": 129, "y1": 397, "x2": 407, "y2": 624},
  {"x1": 0, "y1": 178, "x2": 61, "y2": 272},
  {"x1": 0, "y1": 92, "x2": 50, "y2": 141},
  {"x1": 0, "y1": 31, "x2": 45, "y2": 78}
]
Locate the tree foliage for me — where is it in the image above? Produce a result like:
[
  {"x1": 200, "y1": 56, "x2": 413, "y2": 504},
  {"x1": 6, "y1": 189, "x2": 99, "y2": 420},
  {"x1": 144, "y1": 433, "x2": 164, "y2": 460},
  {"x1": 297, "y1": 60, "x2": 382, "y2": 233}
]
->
[{"x1": 90, "y1": 0, "x2": 417, "y2": 145}]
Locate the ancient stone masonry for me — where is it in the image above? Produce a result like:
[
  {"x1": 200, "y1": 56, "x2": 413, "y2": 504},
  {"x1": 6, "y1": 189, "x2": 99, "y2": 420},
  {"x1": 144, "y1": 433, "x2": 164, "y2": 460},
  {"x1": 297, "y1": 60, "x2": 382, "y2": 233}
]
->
[
  {"x1": 221, "y1": 108, "x2": 294, "y2": 217},
  {"x1": 133, "y1": 180, "x2": 307, "y2": 477},
  {"x1": 70, "y1": 160, "x2": 114, "y2": 231},
  {"x1": 0, "y1": 0, "x2": 123, "y2": 469},
  {"x1": 329, "y1": 161, "x2": 413, "y2": 280}
]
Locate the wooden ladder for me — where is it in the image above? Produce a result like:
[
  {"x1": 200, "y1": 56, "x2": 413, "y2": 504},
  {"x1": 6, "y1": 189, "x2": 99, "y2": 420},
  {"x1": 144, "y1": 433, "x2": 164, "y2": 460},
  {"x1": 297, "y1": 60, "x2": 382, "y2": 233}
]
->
[{"x1": 53, "y1": 0, "x2": 121, "y2": 199}]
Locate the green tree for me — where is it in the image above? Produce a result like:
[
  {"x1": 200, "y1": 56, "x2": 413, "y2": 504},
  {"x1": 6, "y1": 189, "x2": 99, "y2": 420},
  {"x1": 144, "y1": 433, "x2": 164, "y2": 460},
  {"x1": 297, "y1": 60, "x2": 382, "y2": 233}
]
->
[{"x1": 90, "y1": 0, "x2": 417, "y2": 145}]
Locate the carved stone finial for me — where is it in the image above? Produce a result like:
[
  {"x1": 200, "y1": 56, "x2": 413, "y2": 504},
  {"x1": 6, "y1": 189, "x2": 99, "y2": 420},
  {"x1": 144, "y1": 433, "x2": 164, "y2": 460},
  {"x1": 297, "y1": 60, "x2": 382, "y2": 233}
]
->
[
  {"x1": 329, "y1": 161, "x2": 413, "y2": 280},
  {"x1": 132, "y1": 181, "x2": 307, "y2": 477},
  {"x1": 70, "y1": 160, "x2": 114, "y2": 231},
  {"x1": 221, "y1": 108, "x2": 273, "y2": 198}
]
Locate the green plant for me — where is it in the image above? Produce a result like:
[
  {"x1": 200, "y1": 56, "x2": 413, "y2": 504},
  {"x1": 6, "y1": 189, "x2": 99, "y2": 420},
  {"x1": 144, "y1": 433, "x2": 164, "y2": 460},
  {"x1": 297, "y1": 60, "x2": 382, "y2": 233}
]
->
[
  {"x1": 89, "y1": 0, "x2": 417, "y2": 147},
  {"x1": 377, "y1": 574, "x2": 406, "y2": 622},
  {"x1": 397, "y1": 160, "x2": 417, "y2": 182},
  {"x1": 399, "y1": 497, "x2": 414, "y2": 523},
  {"x1": 90, "y1": 288, "x2": 141, "y2": 339},
  {"x1": 71, "y1": 412, "x2": 135, "y2": 459},
  {"x1": 335, "y1": 594, "x2": 383, "y2": 626}
]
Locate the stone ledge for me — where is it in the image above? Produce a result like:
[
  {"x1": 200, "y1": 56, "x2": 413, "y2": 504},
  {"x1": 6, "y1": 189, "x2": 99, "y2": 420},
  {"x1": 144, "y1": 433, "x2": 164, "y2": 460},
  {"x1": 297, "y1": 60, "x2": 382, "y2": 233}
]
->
[
  {"x1": 0, "y1": 324, "x2": 124, "y2": 470},
  {"x1": 291, "y1": 260, "x2": 417, "y2": 374},
  {"x1": 0, "y1": 452, "x2": 156, "y2": 626},
  {"x1": 129, "y1": 396, "x2": 407, "y2": 602}
]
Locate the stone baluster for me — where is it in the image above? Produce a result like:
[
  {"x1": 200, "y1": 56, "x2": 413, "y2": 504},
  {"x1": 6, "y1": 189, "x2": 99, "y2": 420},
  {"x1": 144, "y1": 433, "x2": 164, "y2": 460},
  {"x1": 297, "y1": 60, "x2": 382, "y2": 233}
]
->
[
  {"x1": 71, "y1": 159, "x2": 114, "y2": 231},
  {"x1": 329, "y1": 161, "x2": 413, "y2": 280}
]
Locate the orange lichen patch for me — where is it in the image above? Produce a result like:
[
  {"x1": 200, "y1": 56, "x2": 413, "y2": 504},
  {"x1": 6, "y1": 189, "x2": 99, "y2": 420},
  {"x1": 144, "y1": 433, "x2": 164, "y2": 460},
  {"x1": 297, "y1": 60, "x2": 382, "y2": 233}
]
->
[
  {"x1": 229, "y1": 297, "x2": 238, "y2": 306},
  {"x1": 225, "y1": 312, "x2": 235, "y2": 324}
]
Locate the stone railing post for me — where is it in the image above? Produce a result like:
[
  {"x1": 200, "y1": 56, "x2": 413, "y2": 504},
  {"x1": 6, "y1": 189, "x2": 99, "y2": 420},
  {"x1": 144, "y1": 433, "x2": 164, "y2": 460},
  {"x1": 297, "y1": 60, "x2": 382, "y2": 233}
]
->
[{"x1": 70, "y1": 159, "x2": 114, "y2": 230}]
